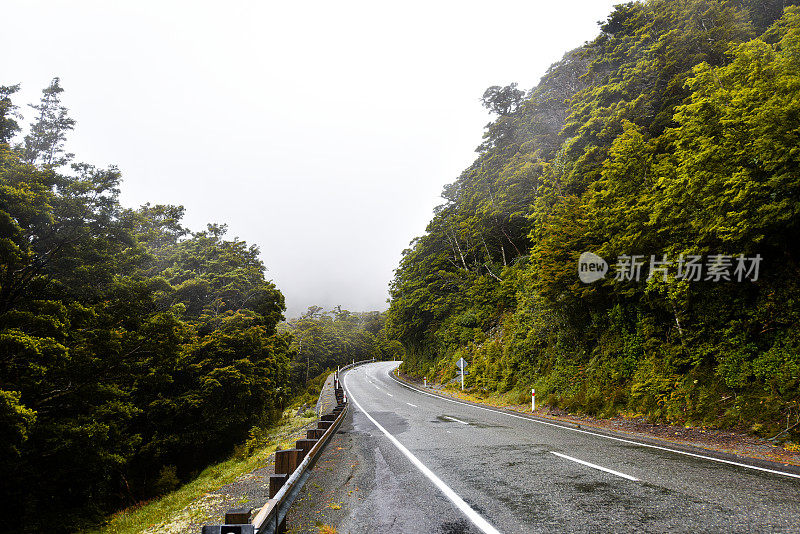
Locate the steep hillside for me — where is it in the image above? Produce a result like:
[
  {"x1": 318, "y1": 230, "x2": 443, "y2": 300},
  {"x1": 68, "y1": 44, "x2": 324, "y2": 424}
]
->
[{"x1": 388, "y1": 0, "x2": 800, "y2": 441}]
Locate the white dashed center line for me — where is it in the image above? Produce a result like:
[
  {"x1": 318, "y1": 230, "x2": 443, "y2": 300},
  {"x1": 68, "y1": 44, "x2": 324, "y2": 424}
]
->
[
  {"x1": 550, "y1": 451, "x2": 638, "y2": 481},
  {"x1": 443, "y1": 416, "x2": 469, "y2": 425},
  {"x1": 344, "y1": 378, "x2": 501, "y2": 534}
]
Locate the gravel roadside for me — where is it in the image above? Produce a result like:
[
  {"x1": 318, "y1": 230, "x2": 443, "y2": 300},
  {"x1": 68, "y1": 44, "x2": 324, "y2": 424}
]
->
[{"x1": 283, "y1": 411, "x2": 372, "y2": 534}]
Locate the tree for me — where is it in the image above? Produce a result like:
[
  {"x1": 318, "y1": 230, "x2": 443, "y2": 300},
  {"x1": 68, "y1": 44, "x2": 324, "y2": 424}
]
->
[
  {"x1": 23, "y1": 78, "x2": 75, "y2": 167},
  {"x1": 0, "y1": 81, "x2": 293, "y2": 531},
  {"x1": 0, "y1": 84, "x2": 21, "y2": 144},
  {"x1": 481, "y1": 83, "x2": 525, "y2": 116}
]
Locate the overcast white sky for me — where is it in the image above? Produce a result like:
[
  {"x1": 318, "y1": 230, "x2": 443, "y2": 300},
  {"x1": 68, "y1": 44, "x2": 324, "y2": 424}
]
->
[{"x1": 4, "y1": 0, "x2": 621, "y2": 318}]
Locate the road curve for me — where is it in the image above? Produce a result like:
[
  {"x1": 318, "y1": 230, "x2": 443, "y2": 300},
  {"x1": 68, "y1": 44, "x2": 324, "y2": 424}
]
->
[{"x1": 336, "y1": 361, "x2": 800, "y2": 533}]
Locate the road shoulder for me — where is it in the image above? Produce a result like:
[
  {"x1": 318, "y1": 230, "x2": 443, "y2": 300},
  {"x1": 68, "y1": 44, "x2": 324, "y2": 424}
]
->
[
  {"x1": 393, "y1": 370, "x2": 800, "y2": 475},
  {"x1": 283, "y1": 411, "x2": 374, "y2": 534}
]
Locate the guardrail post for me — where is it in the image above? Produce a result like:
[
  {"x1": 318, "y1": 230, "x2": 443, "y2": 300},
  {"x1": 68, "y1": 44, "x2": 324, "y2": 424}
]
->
[
  {"x1": 275, "y1": 449, "x2": 302, "y2": 475},
  {"x1": 306, "y1": 428, "x2": 325, "y2": 439},
  {"x1": 268, "y1": 474, "x2": 288, "y2": 534},
  {"x1": 224, "y1": 507, "x2": 251, "y2": 524},
  {"x1": 201, "y1": 526, "x2": 254, "y2": 534},
  {"x1": 295, "y1": 438, "x2": 317, "y2": 460},
  {"x1": 269, "y1": 474, "x2": 288, "y2": 497},
  {"x1": 317, "y1": 421, "x2": 333, "y2": 430}
]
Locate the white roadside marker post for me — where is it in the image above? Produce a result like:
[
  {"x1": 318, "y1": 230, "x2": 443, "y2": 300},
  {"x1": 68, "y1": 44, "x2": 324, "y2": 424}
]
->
[
  {"x1": 531, "y1": 388, "x2": 536, "y2": 412},
  {"x1": 456, "y1": 357, "x2": 468, "y2": 392},
  {"x1": 424, "y1": 376, "x2": 427, "y2": 387}
]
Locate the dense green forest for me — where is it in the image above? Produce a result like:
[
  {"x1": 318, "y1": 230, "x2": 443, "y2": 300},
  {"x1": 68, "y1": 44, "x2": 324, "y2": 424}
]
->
[
  {"x1": 0, "y1": 81, "x2": 388, "y2": 532},
  {"x1": 282, "y1": 305, "x2": 404, "y2": 391},
  {"x1": 3, "y1": 0, "x2": 800, "y2": 530},
  {"x1": 389, "y1": 0, "x2": 800, "y2": 441}
]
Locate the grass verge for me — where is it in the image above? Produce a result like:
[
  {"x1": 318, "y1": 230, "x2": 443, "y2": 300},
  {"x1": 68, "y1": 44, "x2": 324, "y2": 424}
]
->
[{"x1": 86, "y1": 411, "x2": 316, "y2": 534}]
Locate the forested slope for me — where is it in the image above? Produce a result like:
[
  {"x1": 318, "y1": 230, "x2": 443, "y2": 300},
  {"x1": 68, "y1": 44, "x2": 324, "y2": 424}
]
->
[
  {"x1": 0, "y1": 81, "x2": 295, "y2": 531},
  {"x1": 388, "y1": 0, "x2": 800, "y2": 441},
  {"x1": 282, "y1": 305, "x2": 404, "y2": 389}
]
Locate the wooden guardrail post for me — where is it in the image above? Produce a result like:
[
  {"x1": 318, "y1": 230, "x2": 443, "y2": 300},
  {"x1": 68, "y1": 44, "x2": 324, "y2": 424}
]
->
[
  {"x1": 306, "y1": 428, "x2": 325, "y2": 439},
  {"x1": 269, "y1": 474, "x2": 288, "y2": 497},
  {"x1": 271, "y1": 449, "x2": 298, "y2": 534},
  {"x1": 295, "y1": 438, "x2": 317, "y2": 460},
  {"x1": 268, "y1": 474, "x2": 288, "y2": 534},
  {"x1": 275, "y1": 449, "x2": 302, "y2": 475},
  {"x1": 224, "y1": 507, "x2": 251, "y2": 524}
]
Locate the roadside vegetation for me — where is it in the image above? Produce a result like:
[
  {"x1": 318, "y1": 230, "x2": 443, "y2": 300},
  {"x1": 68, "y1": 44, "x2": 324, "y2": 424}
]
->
[
  {"x1": 282, "y1": 305, "x2": 404, "y2": 387},
  {"x1": 87, "y1": 409, "x2": 316, "y2": 534},
  {"x1": 389, "y1": 0, "x2": 800, "y2": 445},
  {"x1": 0, "y1": 82, "x2": 391, "y2": 531}
]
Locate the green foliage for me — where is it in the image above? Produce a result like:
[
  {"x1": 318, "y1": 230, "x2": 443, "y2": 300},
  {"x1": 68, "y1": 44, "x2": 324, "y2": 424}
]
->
[
  {"x1": 0, "y1": 81, "x2": 292, "y2": 532},
  {"x1": 0, "y1": 389, "x2": 36, "y2": 476},
  {"x1": 0, "y1": 84, "x2": 21, "y2": 144},
  {"x1": 391, "y1": 1, "x2": 800, "y2": 441},
  {"x1": 22, "y1": 77, "x2": 75, "y2": 167},
  {"x1": 284, "y1": 307, "x2": 398, "y2": 390}
]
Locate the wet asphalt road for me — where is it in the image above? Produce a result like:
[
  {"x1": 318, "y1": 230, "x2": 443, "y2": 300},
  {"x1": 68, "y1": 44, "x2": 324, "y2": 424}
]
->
[{"x1": 338, "y1": 361, "x2": 800, "y2": 534}]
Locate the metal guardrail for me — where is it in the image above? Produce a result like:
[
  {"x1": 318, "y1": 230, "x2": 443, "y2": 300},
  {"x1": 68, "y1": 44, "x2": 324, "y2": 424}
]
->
[
  {"x1": 251, "y1": 404, "x2": 346, "y2": 533},
  {"x1": 338, "y1": 357, "x2": 375, "y2": 374},
  {"x1": 201, "y1": 358, "x2": 376, "y2": 534}
]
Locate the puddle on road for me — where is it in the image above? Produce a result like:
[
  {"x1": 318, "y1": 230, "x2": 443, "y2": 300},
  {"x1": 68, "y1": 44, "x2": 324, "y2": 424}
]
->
[
  {"x1": 438, "y1": 519, "x2": 473, "y2": 534},
  {"x1": 431, "y1": 415, "x2": 505, "y2": 429},
  {"x1": 471, "y1": 421, "x2": 505, "y2": 429},
  {"x1": 572, "y1": 481, "x2": 611, "y2": 493},
  {"x1": 370, "y1": 411, "x2": 410, "y2": 435}
]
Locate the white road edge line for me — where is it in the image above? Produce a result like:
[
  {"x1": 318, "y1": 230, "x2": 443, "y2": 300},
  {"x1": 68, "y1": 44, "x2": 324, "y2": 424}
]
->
[
  {"x1": 550, "y1": 451, "x2": 638, "y2": 481},
  {"x1": 444, "y1": 415, "x2": 469, "y2": 425},
  {"x1": 406, "y1": 402, "x2": 418, "y2": 408},
  {"x1": 387, "y1": 366, "x2": 800, "y2": 480},
  {"x1": 344, "y1": 377, "x2": 502, "y2": 534}
]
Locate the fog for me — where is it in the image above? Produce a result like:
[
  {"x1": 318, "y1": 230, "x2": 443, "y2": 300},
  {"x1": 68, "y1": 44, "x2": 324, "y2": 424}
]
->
[{"x1": 4, "y1": 0, "x2": 620, "y2": 318}]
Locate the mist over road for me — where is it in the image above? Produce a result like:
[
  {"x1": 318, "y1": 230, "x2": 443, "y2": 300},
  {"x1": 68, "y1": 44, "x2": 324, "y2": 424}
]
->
[{"x1": 338, "y1": 361, "x2": 800, "y2": 533}]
